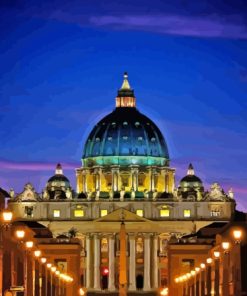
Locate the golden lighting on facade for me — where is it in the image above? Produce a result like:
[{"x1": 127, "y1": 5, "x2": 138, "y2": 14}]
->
[
  {"x1": 191, "y1": 270, "x2": 196, "y2": 276},
  {"x1": 51, "y1": 266, "x2": 57, "y2": 273},
  {"x1": 47, "y1": 263, "x2": 52, "y2": 269},
  {"x1": 195, "y1": 267, "x2": 200, "y2": 273},
  {"x1": 200, "y1": 263, "x2": 206, "y2": 269},
  {"x1": 55, "y1": 270, "x2": 60, "y2": 276}
]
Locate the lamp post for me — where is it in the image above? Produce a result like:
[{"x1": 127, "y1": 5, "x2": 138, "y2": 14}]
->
[
  {"x1": 0, "y1": 210, "x2": 13, "y2": 296},
  {"x1": 33, "y1": 250, "x2": 41, "y2": 296},
  {"x1": 46, "y1": 263, "x2": 52, "y2": 296},
  {"x1": 190, "y1": 270, "x2": 196, "y2": 296},
  {"x1": 24, "y1": 241, "x2": 34, "y2": 296},
  {"x1": 51, "y1": 266, "x2": 57, "y2": 296},
  {"x1": 233, "y1": 229, "x2": 242, "y2": 296},
  {"x1": 40, "y1": 257, "x2": 47, "y2": 296},
  {"x1": 213, "y1": 251, "x2": 220, "y2": 296},
  {"x1": 55, "y1": 270, "x2": 60, "y2": 296},
  {"x1": 206, "y1": 258, "x2": 212, "y2": 296},
  {"x1": 200, "y1": 263, "x2": 206, "y2": 296},
  {"x1": 195, "y1": 267, "x2": 200, "y2": 296},
  {"x1": 221, "y1": 241, "x2": 230, "y2": 296}
]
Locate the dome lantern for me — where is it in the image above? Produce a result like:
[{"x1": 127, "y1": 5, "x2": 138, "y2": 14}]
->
[
  {"x1": 187, "y1": 163, "x2": 195, "y2": 176},
  {"x1": 116, "y1": 72, "x2": 136, "y2": 108},
  {"x1": 55, "y1": 163, "x2": 63, "y2": 175}
]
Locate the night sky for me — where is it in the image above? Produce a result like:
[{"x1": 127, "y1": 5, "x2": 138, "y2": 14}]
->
[{"x1": 1, "y1": 0, "x2": 247, "y2": 211}]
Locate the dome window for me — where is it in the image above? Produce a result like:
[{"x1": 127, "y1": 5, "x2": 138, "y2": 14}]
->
[
  {"x1": 108, "y1": 137, "x2": 112, "y2": 141},
  {"x1": 135, "y1": 122, "x2": 140, "y2": 127},
  {"x1": 123, "y1": 121, "x2": 128, "y2": 126},
  {"x1": 151, "y1": 137, "x2": 156, "y2": 142},
  {"x1": 123, "y1": 136, "x2": 128, "y2": 140},
  {"x1": 138, "y1": 137, "x2": 143, "y2": 141},
  {"x1": 112, "y1": 122, "x2": 116, "y2": 125},
  {"x1": 96, "y1": 137, "x2": 100, "y2": 142}
]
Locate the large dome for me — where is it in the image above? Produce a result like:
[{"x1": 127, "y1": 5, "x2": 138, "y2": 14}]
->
[{"x1": 82, "y1": 73, "x2": 169, "y2": 167}]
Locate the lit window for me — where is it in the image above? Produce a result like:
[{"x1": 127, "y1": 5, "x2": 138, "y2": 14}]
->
[
  {"x1": 53, "y1": 210, "x2": 60, "y2": 218},
  {"x1": 74, "y1": 209, "x2": 84, "y2": 217},
  {"x1": 183, "y1": 210, "x2": 191, "y2": 217},
  {"x1": 136, "y1": 210, "x2": 143, "y2": 217},
  {"x1": 211, "y1": 210, "x2": 220, "y2": 217},
  {"x1": 160, "y1": 209, "x2": 170, "y2": 217},
  {"x1": 101, "y1": 210, "x2": 108, "y2": 217}
]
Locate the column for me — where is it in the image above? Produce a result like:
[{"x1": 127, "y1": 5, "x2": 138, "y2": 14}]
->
[
  {"x1": 83, "y1": 170, "x2": 88, "y2": 193},
  {"x1": 200, "y1": 268, "x2": 206, "y2": 296},
  {"x1": 233, "y1": 243, "x2": 241, "y2": 296},
  {"x1": 143, "y1": 234, "x2": 151, "y2": 290},
  {"x1": 206, "y1": 264, "x2": 212, "y2": 296},
  {"x1": 214, "y1": 259, "x2": 220, "y2": 296},
  {"x1": 93, "y1": 234, "x2": 101, "y2": 290},
  {"x1": 111, "y1": 168, "x2": 119, "y2": 192},
  {"x1": 108, "y1": 235, "x2": 115, "y2": 290},
  {"x1": 222, "y1": 252, "x2": 229, "y2": 296},
  {"x1": 128, "y1": 234, "x2": 136, "y2": 291},
  {"x1": 86, "y1": 235, "x2": 92, "y2": 289},
  {"x1": 152, "y1": 234, "x2": 158, "y2": 289}
]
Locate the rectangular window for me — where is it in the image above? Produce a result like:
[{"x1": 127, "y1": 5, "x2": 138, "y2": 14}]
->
[
  {"x1": 183, "y1": 209, "x2": 191, "y2": 217},
  {"x1": 160, "y1": 209, "x2": 170, "y2": 217},
  {"x1": 136, "y1": 209, "x2": 143, "y2": 217},
  {"x1": 211, "y1": 210, "x2": 220, "y2": 217},
  {"x1": 74, "y1": 209, "x2": 84, "y2": 217},
  {"x1": 53, "y1": 210, "x2": 60, "y2": 218},
  {"x1": 100, "y1": 209, "x2": 108, "y2": 217}
]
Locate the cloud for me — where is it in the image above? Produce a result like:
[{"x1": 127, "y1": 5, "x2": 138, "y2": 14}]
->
[
  {"x1": 89, "y1": 14, "x2": 247, "y2": 39},
  {"x1": 0, "y1": 160, "x2": 77, "y2": 171}
]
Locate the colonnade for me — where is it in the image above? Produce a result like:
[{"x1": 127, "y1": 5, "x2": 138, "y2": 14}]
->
[
  {"x1": 76, "y1": 166, "x2": 175, "y2": 195},
  {"x1": 85, "y1": 233, "x2": 159, "y2": 291}
]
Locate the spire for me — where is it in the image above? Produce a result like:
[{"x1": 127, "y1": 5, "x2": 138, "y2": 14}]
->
[
  {"x1": 187, "y1": 163, "x2": 195, "y2": 176},
  {"x1": 116, "y1": 72, "x2": 136, "y2": 108},
  {"x1": 120, "y1": 72, "x2": 131, "y2": 90},
  {"x1": 55, "y1": 163, "x2": 63, "y2": 175}
]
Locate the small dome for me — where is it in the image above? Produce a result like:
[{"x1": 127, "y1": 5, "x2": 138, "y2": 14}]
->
[
  {"x1": 179, "y1": 164, "x2": 203, "y2": 191},
  {"x1": 45, "y1": 164, "x2": 72, "y2": 200},
  {"x1": 47, "y1": 163, "x2": 70, "y2": 186},
  {"x1": 82, "y1": 73, "x2": 169, "y2": 167}
]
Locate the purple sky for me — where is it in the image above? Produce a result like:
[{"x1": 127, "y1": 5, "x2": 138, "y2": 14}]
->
[{"x1": 0, "y1": 0, "x2": 247, "y2": 211}]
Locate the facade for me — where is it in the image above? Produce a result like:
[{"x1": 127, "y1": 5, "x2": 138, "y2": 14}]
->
[{"x1": 8, "y1": 73, "x2": 236, "y2": 292}]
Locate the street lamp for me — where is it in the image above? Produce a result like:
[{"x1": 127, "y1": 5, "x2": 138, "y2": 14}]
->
[
  {"x1": 23, "y1": 240, "x2": 34, "y2": 296},
  {"x1": 222, "y1": 242, "x2": 230, "y2": 252},
  {"x1": 213, "y1": 251, "x2": 220, "y2": 296},
  {"x1": 2, "y1": 210, "x2": 13, "y2": 224},
  {"x1": 232, "y1": 229, "x2": 242, "y2": 295},
  {"x1": 0, "y1": 209, "x2": 13, "y2": 295},
  {"x1": 213, "y1": 251, "x2": 220, "y2": 258},
  {"x1": 206, "y1": 258, "x2": 213, "y2": 296},
  {"x1": 51, "y1": 266, "x2": 57, "y2": 296},
  {"x1": 15, "y1": 230, "x2": 25, "y2": 240},
  {"x1": 233, "y1": 230, "x2": 242, "y2": 244},
  {"x1": 25, "y1": 241, "x2": 34, "y2": 249},
  {"x1": 39, "y1": 258, "x2": 47, "y2": 296}
]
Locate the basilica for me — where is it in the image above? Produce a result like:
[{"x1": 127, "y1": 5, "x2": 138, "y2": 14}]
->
[{"x1": 8, "y1": 73, "x2": 235, "y2": 292}]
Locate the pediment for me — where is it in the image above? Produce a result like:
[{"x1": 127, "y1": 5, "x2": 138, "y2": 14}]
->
[{"x1": 95, "y1": 208, "x2": 151, "y2": 223}]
